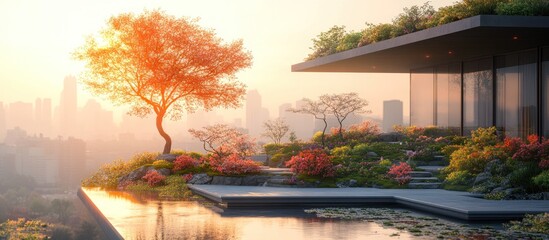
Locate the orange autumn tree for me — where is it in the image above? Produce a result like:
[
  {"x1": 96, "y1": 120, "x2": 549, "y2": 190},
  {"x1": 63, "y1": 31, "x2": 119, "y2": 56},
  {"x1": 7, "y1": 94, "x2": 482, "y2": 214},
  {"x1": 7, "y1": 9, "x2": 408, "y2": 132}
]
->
[{"x1": 75, "y1": 10, "x2": 252, "y2": 154}]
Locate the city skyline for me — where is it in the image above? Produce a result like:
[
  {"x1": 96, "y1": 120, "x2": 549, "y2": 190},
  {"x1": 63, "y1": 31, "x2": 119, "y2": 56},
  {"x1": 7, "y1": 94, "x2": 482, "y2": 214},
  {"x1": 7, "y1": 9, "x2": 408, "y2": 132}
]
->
[{"x1": 0, "y1": 0, "x2": 455, "y2": 126}]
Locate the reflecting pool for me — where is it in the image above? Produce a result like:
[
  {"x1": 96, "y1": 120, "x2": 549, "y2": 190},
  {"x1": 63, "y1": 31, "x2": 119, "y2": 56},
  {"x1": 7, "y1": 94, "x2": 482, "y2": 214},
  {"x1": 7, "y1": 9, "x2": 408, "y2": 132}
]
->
[{"x1": 82, "y1": 188, "x2": 418, "y2": 240}]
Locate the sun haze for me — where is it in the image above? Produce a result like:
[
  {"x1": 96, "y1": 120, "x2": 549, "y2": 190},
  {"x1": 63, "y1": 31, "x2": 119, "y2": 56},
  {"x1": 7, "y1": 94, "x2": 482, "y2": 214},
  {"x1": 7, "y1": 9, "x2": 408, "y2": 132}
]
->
[{"x1": 0, "y1": 0, "x2": 455, "y2": 123}]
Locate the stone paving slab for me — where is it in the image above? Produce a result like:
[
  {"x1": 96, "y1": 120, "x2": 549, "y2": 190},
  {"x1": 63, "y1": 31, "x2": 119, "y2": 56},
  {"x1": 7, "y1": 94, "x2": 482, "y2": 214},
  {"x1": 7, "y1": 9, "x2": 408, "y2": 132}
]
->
[{"x1": 188, "y1": 184, "x2": 549, "y2": 221}]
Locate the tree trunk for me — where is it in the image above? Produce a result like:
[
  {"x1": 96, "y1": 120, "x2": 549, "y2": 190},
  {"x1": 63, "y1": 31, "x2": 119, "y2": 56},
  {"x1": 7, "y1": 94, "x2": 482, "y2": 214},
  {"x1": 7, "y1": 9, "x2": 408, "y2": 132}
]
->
[
  {"x1": 156, "y1": 112, "x2": 172, "y2": 154},
  {"x1": 321, "y1": 119, "x2": 328, "y2": 148},
  {"x1": 338, "y1": 121, "x2": 344, "y2": 139}
]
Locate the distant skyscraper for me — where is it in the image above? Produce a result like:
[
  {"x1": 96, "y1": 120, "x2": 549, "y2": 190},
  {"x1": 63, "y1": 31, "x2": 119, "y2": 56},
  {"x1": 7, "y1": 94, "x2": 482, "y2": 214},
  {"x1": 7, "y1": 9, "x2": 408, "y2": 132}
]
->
[
  {"x1": 383, "y1": 100, "x2": 403, "y2": 132},
  {"x1": 41, "y1": 98, "x2": 52, "y2": 137},
  {"x1": 8, "y1": 101, "x2": 34, "y2": 133},
  {"x1": 245, "y1": 90, "x2": 269, "y2": 138},
  {"x1": 279, "y1": 100, "x2": 314, "y2": 141},
  {"x1": 0, "y1": 102, "x2": 6, "y2": 141},
  {"x1": 59, "y1": 76, "x2": 78, "y2": 137},
  {"x1": 79, "y1": 99, "x2": 116, "y2": 140}
]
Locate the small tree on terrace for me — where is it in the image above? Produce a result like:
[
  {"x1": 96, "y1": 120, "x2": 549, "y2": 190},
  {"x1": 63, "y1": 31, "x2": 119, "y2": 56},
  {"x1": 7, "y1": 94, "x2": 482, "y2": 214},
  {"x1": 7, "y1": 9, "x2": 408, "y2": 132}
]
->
[
  {"x1": 262, "y1": 118, "x2": 290, "y2": 144},
  {"x1": 188, "y1": 124, "x2": 257, "y2": 159},
  {"x1": 74, "y1": 10, "x2": 252, "y2": 154},
  {"x1": 288, "y1": 98, "x2": 330, "y2": 147},
  {"x1": 320, "y1": 92, "x2": 370, "y2": 139}
]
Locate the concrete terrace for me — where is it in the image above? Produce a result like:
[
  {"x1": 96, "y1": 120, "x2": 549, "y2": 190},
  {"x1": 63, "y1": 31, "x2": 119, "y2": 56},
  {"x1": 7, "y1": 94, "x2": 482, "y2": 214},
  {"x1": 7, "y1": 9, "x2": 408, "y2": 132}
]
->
[{"x1": 188, "y1": 185, "x2": 549, "y2": 221}]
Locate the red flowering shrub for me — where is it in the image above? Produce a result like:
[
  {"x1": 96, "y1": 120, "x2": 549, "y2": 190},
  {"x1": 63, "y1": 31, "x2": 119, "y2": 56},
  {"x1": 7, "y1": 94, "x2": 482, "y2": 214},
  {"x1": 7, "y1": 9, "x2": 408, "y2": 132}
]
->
[
  {"x1": 286, "y1": 149, "x2": 335, "y2": 178},
  {"x1": 387, "y1": 162, "x2": 412, "y2": 185},
  {"x1": 173, "y1": 155, "x2": 199, "y2": 171},
  {"x1": 512, "y1": 135, "x2": 542, "y2": 162},
  {"x1": 539, "y1": 160, "x2": 549, "y2": 170},
  {"x1": 498, "y1": 137, "x2": 523, "y2": 157},
  {"x1": 183, "y1": 173, "x2": 194, "y2": 182},
  {"x1": 210, "y1": 154, "x2": 261, "y2": 175},
  {"x1": 142, "y1": 170, "x2": 166, "y2": 186}
]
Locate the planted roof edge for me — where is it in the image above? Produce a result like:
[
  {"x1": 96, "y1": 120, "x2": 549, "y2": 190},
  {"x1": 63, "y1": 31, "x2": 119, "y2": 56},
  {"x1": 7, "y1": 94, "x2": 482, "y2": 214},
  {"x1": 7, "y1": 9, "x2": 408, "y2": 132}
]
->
[{"x1": 292, "y1": 15, "x2": 549, "y2": 73}]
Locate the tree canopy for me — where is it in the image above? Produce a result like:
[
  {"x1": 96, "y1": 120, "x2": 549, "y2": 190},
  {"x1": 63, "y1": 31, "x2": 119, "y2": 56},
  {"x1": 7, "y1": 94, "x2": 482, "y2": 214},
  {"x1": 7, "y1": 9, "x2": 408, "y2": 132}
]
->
[
  {"x1": 262, "y1": 118, "x2": 291, "y2": 144},
  {"x1": 75, "y1": 10, "x2": 252, "y2": 154}
]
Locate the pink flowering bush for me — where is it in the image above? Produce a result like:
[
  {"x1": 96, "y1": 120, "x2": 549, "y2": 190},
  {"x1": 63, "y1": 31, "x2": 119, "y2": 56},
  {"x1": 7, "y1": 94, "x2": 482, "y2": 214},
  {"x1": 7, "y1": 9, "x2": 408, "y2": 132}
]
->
[
  {"x1": 286, "y1": 149, "x2": 335, "y2": 178},
  {"x1": 142, "y1": 170, "x2": 166, "y2": 186},
  {"x1": 173, "y1": 155, "x2": 200, "y2": 171},
  {"x1": 387, "y1": 162, "x2": 412, "y2": 185},
  {"x1": 210, "y1": 154, "x2": 261, "y2": 175}
]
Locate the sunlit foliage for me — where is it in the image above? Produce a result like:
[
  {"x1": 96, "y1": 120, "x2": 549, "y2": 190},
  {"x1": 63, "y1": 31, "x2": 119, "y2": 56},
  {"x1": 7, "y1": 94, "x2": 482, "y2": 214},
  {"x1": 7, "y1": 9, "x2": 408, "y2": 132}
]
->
[
  {"x1": 75, "y1": 10, "x2": 252, "y2": 154},
  {"x1": 307, "y1": 0, "x2": 549, "y2": 60}
]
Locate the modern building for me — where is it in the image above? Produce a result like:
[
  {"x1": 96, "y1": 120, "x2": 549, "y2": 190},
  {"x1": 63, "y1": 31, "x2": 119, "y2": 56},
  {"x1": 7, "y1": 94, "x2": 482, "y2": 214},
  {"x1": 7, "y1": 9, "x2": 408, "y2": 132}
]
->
[
  {"x1": 383, "y1": 100, "x2": 403, "y2": 133},
  {"x1": 245, "y1": 90, "x2": 270, "y2": 139},
  {"x1": 59, "y1": 75, "x2": 78, "y2": 138},
  {"x1": 0, "y1": 102, "x2": 5, "y2": 141},
  {"x1": 279, "y1": 100, "x2": 314, "y2": 140},
  {"x1": 293, "y1": 15, "x2": 549, "y2": 139}
]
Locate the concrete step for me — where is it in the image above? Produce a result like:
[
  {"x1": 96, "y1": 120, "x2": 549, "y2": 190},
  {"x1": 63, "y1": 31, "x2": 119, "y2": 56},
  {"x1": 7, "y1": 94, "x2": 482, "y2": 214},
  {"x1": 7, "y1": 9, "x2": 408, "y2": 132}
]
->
[
  {"x1": 265, "y1": 178, "x2": 291, "y2": 185},
  {"x1": 408, "y1": 182, "x2": 442, "y2": 189},
  {"x1": 410, "y1": 171, "x2": 433, "y2": 178},
  {"x1": 416, "y1": 166, "x2": 446, "y2": 174},
  {"x1": 409, "y1": 177, "x2": 440, "y2": 183}
]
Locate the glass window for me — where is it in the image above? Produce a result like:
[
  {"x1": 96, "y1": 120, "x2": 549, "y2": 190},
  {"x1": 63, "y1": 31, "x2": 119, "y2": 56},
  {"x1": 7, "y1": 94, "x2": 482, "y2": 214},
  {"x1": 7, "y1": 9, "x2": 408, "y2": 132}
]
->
[
  {"x1": 435, "y1": 63, "x2": 461, "y2": 134},
  {"x1": 410, "y1": 68, "x2": 434, "y2": 127},
  {"x1": 463, "y1": 58, "x2": 493, "y2": 135},
  {"x1": 543, "y1": 47, "x2": 549, "y2": 138},
  {"x1": 496, "y1": 50, "x2": 537, "y2": 139}
]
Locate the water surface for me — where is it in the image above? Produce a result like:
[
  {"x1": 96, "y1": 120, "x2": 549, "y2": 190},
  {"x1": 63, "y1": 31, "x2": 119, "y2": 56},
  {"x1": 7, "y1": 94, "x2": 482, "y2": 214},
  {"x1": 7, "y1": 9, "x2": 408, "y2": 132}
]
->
[{"x1": 83, "y1": 188, "x2": 417, "y2": 240}]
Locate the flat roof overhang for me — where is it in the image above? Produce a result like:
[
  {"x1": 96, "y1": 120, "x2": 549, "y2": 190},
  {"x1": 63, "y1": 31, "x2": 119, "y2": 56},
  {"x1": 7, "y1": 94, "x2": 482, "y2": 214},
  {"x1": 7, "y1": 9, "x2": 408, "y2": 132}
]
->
[{"x1": 292, "y1": 15, "x2": 549, "y2": 73}]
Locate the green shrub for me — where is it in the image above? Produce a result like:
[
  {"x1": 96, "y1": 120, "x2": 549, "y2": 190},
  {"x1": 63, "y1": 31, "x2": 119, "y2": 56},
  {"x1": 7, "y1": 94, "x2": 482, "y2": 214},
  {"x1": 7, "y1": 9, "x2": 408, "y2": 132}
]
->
[
  {"x1": 126, "y1": 182, "x2": 154, "y2": 192},
  {"x1": 331, "y1": 146, "x2": 352, "y2": 164},
  {"x1": 368, "y1": 142, "x2": 406, "y2": 161},
  {"x1": 533, "y1": 170, "x2": 549, "y2": 190},
  {"x1": 158, "y1": 175, "x2": 191, "y2": 199},
  {"x1": 152, "y1": 160, "x2": 174, "y2": 169},
  {"x1": 496, "y1": 0, "x2": 549, "y2": 16},
  {"x1": 351, "y1": 143, "x2": 370, "y2": 156},
  {"x1": 484, "y1": 191, "x2": 506, "y2": 200},
  {"x1": 379, "y1": 159, "x2": 393, "y2": 168},
  {"x1": 82, "y1": 152, "x2": 158, "y2": 189},
  {"x1": 508, "y1": 162, "x2": 541, "y2": 191},
  {"x1": 506, "y1": 213, "x2": 549, "y2": 234}
]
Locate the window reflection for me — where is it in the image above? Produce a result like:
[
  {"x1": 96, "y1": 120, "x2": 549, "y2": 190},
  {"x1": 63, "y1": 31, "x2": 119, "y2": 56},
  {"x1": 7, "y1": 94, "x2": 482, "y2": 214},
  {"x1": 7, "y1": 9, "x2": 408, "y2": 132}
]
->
[
  {"x1": 463, "y1": 58, "x2": 493, "y2": 135},
  {"x1": 543, "y1": 47, "x2": 549, "y2": 138},
  {"x1": 496, "y1": 50, "x2": 537, "y2": 139},
  {"x1": 435, "y1": 63, "x2": 461, "y2": 134},
  {"x1": 410, "y1": 68, "x2": 434, "y2": 127}
]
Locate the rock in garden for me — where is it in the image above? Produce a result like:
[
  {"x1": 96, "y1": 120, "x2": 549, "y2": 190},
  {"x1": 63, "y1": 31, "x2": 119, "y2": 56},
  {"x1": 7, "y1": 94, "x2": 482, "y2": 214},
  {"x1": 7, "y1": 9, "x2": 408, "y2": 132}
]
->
[
  {"x1": 211, "y1": 176, "x2": 243, "y2": 185},
  {"x1": 188, "y1": 173, "x2": 212, "y2": 185},
  {"x1": 156, "y1": 154, "x2": 178, "y2": 162},
  {"x1": 242, "y1": 175, "x2": 270, "y2": 186},
  {"x1": 156, "y1": 168, "x2": 171, "y2": 176},
  {"x1": 366, "y1": 152, "x2": 378, "y2": 158},
  {"x1": 473, "y1": 172, "x2": 492, "y2": 185},
  {"x1": 120, "y1": 166, "x2": 155, "y2": 182}
]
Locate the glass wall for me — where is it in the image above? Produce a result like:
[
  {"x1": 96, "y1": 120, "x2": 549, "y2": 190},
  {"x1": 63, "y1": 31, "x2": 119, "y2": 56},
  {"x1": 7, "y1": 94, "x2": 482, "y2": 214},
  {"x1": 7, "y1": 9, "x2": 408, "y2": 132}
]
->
[
  {"x1": 435, "y1": 63, "x2": 461, "y2": 134},
  {"x1": 410, "y1": 68, "x2": 434, "y2": 127},
  {"x1": 541, "y1": 47, "x2": 549, "y2": 138},
  {"x1": 463, "y1": 58, "x2": 493, "y2": 135},
  {"x1": 496, "y1": 50, "x2": 537, "y2": 139}
]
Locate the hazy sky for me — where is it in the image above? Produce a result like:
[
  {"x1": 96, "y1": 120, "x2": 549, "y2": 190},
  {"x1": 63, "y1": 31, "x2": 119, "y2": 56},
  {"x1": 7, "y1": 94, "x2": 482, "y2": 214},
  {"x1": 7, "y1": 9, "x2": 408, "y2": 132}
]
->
[{"x1": 0, "y1": 0, "x2": 455, "y2": 123}]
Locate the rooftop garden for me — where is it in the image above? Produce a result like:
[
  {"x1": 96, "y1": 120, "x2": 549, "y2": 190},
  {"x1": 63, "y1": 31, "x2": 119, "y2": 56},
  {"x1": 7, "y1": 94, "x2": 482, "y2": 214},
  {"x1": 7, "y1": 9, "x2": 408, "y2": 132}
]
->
[{"x1": 306, "y1": 0, "x2": 549, "y2": 60}]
